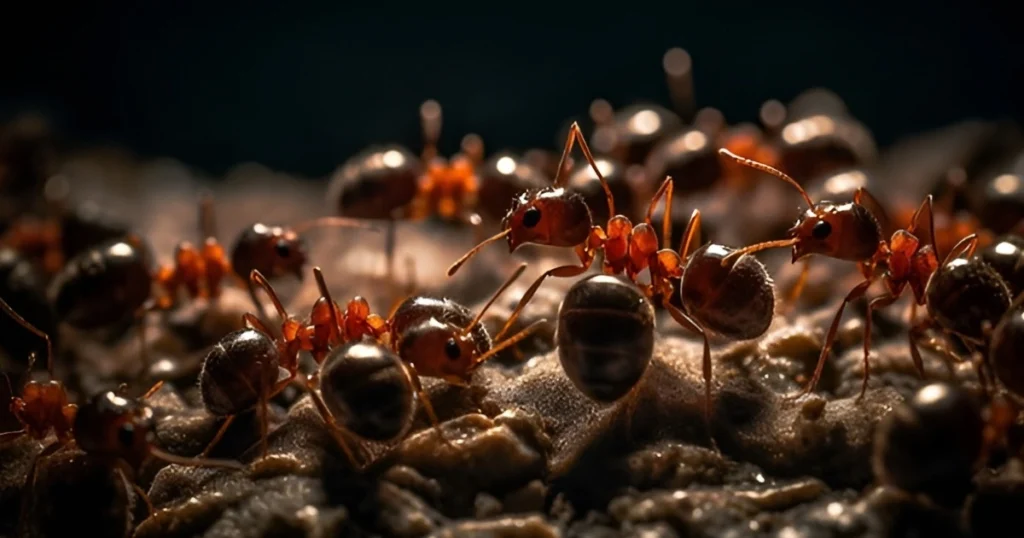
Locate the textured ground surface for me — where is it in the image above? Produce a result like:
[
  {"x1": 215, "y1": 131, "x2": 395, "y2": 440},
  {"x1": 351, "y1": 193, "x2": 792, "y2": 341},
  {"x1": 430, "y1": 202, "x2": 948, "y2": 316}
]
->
[{"x1": 1, "y1": 121, "x2": 1023, "y2": 537}]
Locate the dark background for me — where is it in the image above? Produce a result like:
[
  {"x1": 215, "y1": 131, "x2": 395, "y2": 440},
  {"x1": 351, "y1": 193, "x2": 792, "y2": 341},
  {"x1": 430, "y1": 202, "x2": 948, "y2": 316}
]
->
[{"x1": 2, "y1": 3, "x2": 1022, "y2": 178}]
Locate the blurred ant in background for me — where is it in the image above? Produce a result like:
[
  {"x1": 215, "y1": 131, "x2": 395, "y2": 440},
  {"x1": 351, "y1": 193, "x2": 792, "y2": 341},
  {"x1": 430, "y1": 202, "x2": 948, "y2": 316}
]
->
[
  {"x1": 0, "y1": 296, "x2": 241, "y2": 516},
  {"x1": 330, "y1": 100, "x2": 550, "y2": 227}
]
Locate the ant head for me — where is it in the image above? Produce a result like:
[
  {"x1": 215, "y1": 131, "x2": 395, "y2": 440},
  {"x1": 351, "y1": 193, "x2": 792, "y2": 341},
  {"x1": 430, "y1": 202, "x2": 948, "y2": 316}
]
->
[
  {"x1": 788, "y1": 201, "x2": 878, "y2": 262},
  {"x1": 232, "y1": 223, "x2": 308, "y2": 281},
  {"x1": 397, "y1": 320, "x2": 480, "y2": 386},
  {"x1": 73, "y1": 390, "x2": 154, "y2": 469},
  {"x1": 501, "y1": 187, "x2": 592, "y2": 252}
]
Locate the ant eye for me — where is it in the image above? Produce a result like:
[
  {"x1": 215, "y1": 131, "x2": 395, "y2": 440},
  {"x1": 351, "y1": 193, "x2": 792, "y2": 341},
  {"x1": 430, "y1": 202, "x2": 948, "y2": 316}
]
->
[
  {"x1": 522, "y1": 207, "x2": 541, "y2": 229},
  {"x1": 275, "y1": 240, "x2": 291, "y2": 258},
  {"x1": 444, "y1": 338, "x2": 461, "y2": 360},
  {"x1": 811, "y1": 220, "x2": 832, "y2": 240},
  {"x1": 117, "y1": 423, "x2": 136, "y2": 447}
]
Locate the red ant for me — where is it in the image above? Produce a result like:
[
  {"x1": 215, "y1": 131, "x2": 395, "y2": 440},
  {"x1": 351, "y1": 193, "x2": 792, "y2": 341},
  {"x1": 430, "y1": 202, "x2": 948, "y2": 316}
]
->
[
  {"x1": 0, "y1": 296, "x2": 241, "y2": 517},
  {"x1": 719, "y1": 148, "x2": 944, "y2": 399},
  {"x1": 200, "y1": 263, "x2": 544, "y2": 466},
  {"x1": 447, "y1": 123, "x2": 751, "y2": 422},
  {"x1": 331, "y1": 99, "x2": 519, "y2": 229}
]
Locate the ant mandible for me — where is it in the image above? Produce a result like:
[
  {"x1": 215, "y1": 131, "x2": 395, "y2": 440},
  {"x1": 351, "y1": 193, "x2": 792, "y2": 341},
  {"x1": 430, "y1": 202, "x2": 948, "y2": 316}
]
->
[{"x1": 719, "y1": 148, "x2": 941, "y2": 399}]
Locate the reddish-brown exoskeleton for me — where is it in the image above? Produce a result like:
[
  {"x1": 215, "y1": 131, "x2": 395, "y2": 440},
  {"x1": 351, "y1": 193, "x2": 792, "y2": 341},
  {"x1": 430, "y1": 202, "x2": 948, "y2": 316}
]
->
[
  {"x1": 0, "y1": 295, "x2": 241, "y2": 517},
  {"x1": 446, "y1": 124, "x2": 732, "y2": 416},
  {"x1": 719, "y1": 148, "x2": 943, "y2": 399},
  {"x1": 155, "y1": 194, "x2": 373, "y2": 311}
]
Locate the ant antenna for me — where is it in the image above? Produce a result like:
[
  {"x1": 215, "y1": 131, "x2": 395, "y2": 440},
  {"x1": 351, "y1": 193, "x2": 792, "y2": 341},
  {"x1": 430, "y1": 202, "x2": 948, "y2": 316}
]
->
[
  {"x1": 462, "y1": 263, "x2": 527, "y2": 337},
  {"x1": 0, "y1": 295, "x2": 54, "y2": 377},
  {"x1": 553, "y1": 123, "x2": 616, "y2": 218},
  {"x1": 473, "y1": 319, "x2": 548, "y2": 368},
  {"x1": 148, "y1": 445, "x2": 245, "y2": 470},
  {"x1": 718, "y1": 148, "x2": 815, "y2": 208},
  {"x1": 663, "y1": 47, "x2": 695, "y2": 123},
  {"x1": 644, "y1": 176, "x2": 675, "y2": 250},
  {"x1": 313, "y1": 267, "x2": 343, "y2": 343},
  {"x1": 941, "y1": 233, "x2": 979, "y2": 266},
  {"x1": 291, "y1": 217, "x2": 378, "y2": 235},
  {"x1": 421, "y1": 99, "x2": 443, "y2": 162},
  {"x1": 446, "y1": 228, "x2": 510, "y2": 277},
  {"x1": 198, "y1": 191, "x2": 217, "y2": 240},
  {"x1": 249, "y1": 270, "x2": 290, "y2": 323}
]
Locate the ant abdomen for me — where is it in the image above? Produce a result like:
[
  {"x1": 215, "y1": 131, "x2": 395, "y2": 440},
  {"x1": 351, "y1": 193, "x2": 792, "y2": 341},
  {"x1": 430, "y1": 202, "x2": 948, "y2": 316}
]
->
[
  {"x1": 319, "y1": 341, "x2": 415, "y2": 442},
  {"x1": 199, "y1": 329, "x2": 281, "y2": 417},
  {"x1": 979, "y1": 235, "x2": 1024, "y2": 296},
  {"x1": 557, "y1": 275, "x2": 655, "y2": 402},
  {"x1": 328, "y1": 145, "x2": 421, "y2": 219},
  {"x1": 230, "y1": 223, "x2": 308, "y2": 282},
  {"x1": 925, "y1": 256, "x2": 1011, "y2": 342},
  {"x1": 49, "y1": 237, "x2": 152, "y2": 330},
  {"x1": 680, "y1": 244, "x2": 775, "y2": 340},
  {"x1": 872, "y1": 382, "x2": 983, "y2": 506},
  {"x1": 644, "y1": 127, "x2": 721, "y2": 195},
  {"x1": 989, "y1": 299, "x2": 1024, "y2": 398}
]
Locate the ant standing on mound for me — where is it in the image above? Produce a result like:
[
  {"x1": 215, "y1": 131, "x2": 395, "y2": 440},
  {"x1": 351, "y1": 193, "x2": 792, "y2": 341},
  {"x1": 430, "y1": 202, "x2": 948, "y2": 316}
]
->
[
  {"x1": 0, "y1": 296, "x2": 241, "y2": 517},
  {"x1": 719, "y1": 148, "x2": 952, "y2": 399},
  {"x1": 447, "y1": 124, "x2": 776, "y2": 424}
]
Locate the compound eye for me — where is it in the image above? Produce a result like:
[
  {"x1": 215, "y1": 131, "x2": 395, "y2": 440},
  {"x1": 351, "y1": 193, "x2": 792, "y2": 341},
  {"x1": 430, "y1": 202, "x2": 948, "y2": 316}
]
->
[
  {"x1": 444, "y1": 338, "x2": 461, "y2": 360},
  {"x1": 275, "y1": 240, "x2": 291, "y2": 258},
  {"x1": 811, "y1": 220, "x2": 832, "y2": 240},
  {"x1": 522, "y1": 207, "x2": 541, "y2": 229}
]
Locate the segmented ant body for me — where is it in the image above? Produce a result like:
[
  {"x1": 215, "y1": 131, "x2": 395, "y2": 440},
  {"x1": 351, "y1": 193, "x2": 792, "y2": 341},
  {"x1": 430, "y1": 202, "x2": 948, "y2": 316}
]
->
[
  {"x1": 449, "y1": 125, "x2": 773, "y2": 422},
  {"x1": 0, "y1": 296, "x2": 240, "y2": 517},
  {"x1": 331, "y1": 100, "x2": 543, "y2": 229},
  {"x1": 720, "y1": 149, "x2": 947, "y2": 399}
]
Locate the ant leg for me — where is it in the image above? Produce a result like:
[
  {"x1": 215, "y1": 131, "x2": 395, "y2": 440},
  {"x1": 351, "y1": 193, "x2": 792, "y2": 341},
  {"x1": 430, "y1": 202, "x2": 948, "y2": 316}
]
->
[
  {"x1": 301, "y1": 377, "x2": 362, "y2": 468},
  {"x1": 403, "y1": 362, "x2": 454, "y2": 448},
  {"x1": 494, "y1": 262, "x2": 591, "y2": 342},
  {"x1": 644, "y1": 176, "x2": 674, "y2": 250},
  {"x1": 662, "y1": 299, "x2": 716, "y2": 446},
  {"x1": 242, "y1": 313, "x2": 275, "y2": 337},
  {"x1": 135, "y1": 305, "x2": 150, "y2": 378},
  {"x1": 141, "y1": 381, "x2": 164, "y2": 400},
  {"x1": 860, "y1": 293, "x2": 899, "y2": 400},
  {"x1": 797, "y1": 279, "x2": 873, "y2": 399},
  {"x1": 679, "y1": 209, "x2": 702, "y2": 259},
  {"x1": 782, "y1": 258, "x2": 811, "y2": 314},
  {"x1": 0, "y1": 429, "x2": 26, "y2": 443},
  {"x1": 198, "y1": 415, "x2": 236, "y2": 458},
  {"x1": 131, "y1": 482, "x2": 154, "y2": 517}
]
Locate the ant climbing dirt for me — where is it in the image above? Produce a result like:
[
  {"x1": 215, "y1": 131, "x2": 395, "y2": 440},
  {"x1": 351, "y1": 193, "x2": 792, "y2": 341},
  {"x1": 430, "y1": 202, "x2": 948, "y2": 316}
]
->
[
  {"x1": 719, "y1": 148, "x2": 954, "y2": 399},
  {"x1": 448, "y1": 124, "x2": 774, "y2": 424}
]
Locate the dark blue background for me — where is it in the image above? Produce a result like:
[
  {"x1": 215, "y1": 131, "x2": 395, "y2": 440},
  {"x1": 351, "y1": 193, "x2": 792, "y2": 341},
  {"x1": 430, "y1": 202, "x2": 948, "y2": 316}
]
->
[{"x1": 2, "y1": 3, "x2": 1021, "y2": 177}]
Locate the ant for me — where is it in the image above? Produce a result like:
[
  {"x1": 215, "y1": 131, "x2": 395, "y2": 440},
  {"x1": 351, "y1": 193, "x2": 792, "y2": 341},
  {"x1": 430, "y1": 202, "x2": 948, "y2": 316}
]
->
[
  {"x1": 332, "y1": 99, "x2": 528, "y2": 229},
  {"x1": 0, "y1": 296, "x2": 241, "y2": 517},
  {"x1": 719, "y1": 148, "x2": 945, "y2": 399},
  {"x1": 156, "y1": 194, "x2": 374, "y2": 310},
  {"x1": 448, "y1": 124, "x2": 772, "y2": 423},
  {"x1": 991, "y1": 291, "x2": 1024, "y2": 399},
  {"x1": 197, "y1": 266, "x2": 386, "y2": 462}
]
